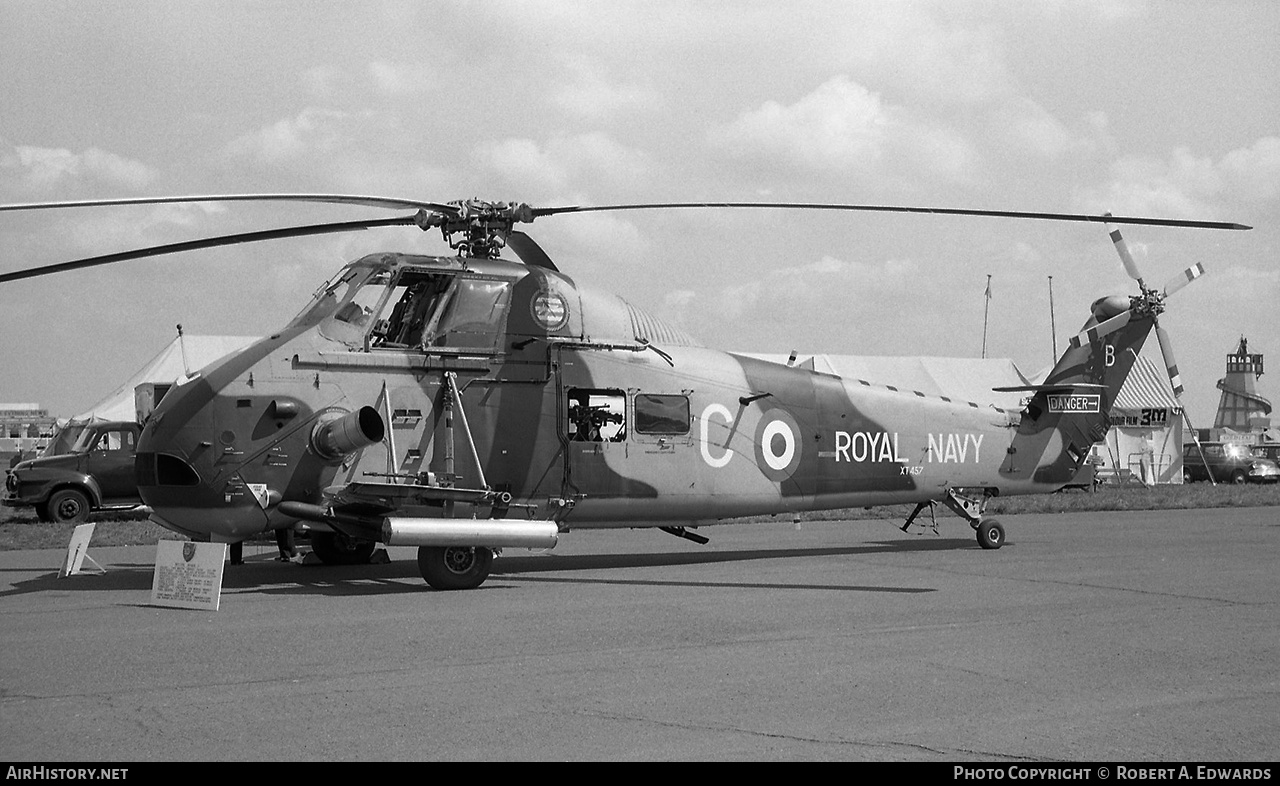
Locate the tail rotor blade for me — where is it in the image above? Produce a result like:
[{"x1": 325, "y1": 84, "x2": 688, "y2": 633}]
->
[
  {"x1": 1105, "y1": 215, "x2": 1145, "y2": 285},
  {"x1": 1162, "y1": 262, "x2": 1206, "y2": 299},
  {"x1": 1068, "y1": 309, "x2": 1132, "y2": 350},
  {"x1": 1155, "y1": 324, "x2": 1185, "y2": 398}
]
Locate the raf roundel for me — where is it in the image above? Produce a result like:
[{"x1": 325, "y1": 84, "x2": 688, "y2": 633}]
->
[
  {"x1": 753, "y1": 408, "x2": 803, "y2": 482},
  {"x1": 530, "y1": 290, "x2": 570, "y2": 331}
]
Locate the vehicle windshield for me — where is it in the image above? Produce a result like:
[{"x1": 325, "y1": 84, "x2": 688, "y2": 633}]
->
[{"x1": 70, "y1": 428, "x2": 98, "y2": 453}]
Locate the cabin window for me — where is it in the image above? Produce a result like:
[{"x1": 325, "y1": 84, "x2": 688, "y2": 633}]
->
[
  {"x1": 634, "y1": 394, "x2": 690, "y2": 435},
  {"x1": 567, "y1": 389, "x2": 626, "y2": 442}
]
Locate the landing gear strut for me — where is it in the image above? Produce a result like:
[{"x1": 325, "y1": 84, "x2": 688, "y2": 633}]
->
[
  {"x1": 903, "y1": 488, "x2": 1007, "y2": 550},
  {"x1": 659, "y1": 525, "x2": 710, "y2": 545}
]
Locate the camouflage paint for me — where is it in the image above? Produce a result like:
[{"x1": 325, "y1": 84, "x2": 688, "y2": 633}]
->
[{"x1": 135, "y1": 250, "x2": 1156, "y2": 542}]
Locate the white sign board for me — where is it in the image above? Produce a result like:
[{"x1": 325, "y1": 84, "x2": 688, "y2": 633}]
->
[
  {"x1": 151, "y1": 540, "x2": 227, "y2": 611},
  {"x1": 59, "y1": 522, "x2": 105, "y2": 577}
]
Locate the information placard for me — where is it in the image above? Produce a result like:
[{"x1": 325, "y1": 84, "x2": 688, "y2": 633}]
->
[{"x1": 151, "y1": 540, "x2": 227, "y2": 611}]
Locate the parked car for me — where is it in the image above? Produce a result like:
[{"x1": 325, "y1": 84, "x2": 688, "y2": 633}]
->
[
  {"x1": 1252, "y1": 443, "x2": 1280, "y2": 463},
  {"x1": 3, "y1": 422, "x2": 144, "y2": 523},
  {"x1": 1182, "y1": 442, "x2": 1280, "y2": 484}
]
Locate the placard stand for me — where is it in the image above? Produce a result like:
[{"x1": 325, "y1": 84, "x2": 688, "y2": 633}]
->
[{"x1": 59, "y1": 523, "x2": 105, "y2": 577}]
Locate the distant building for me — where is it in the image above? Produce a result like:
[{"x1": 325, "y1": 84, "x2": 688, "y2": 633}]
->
[
  {"x1": 1, "y1": 403, "x2": 58, "y2": 464},
  {"x1": 1205, "y1": 337, "x2": 1274, "y2": 445}
]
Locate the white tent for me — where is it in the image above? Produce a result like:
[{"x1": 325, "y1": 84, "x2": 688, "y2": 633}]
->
[
  {"x1": 45, "y1": 335, "x2": 259, "y2": 454},
  {"x1": 1095, "y1": 354, "x2": 1183, "y2": 485}
]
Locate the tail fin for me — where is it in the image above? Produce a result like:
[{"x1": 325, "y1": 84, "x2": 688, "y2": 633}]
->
[{"x1": 1001, "y1": 301, "x2": 1155, "y2": 486}]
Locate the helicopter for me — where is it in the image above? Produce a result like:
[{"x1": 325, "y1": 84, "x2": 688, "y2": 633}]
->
[{"x1": 0, "y1": 195, "x2": 1249, "y2": 589}]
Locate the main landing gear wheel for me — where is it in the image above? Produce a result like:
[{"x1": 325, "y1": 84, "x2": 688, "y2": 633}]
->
[
  {"x1": 417, "y1": 545, "x2": 493, "y2": 590},
  {"x1": 310, "y1": 531, "x2": 376, "y2": 565},
  {"x1": 977, "y1": 519, "x2": 1005, "y2": 550}
]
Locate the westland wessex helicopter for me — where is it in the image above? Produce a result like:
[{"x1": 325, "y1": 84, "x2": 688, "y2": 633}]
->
[{"x1": 0, "y1": 195, "x2": 1249, "y2": 589}]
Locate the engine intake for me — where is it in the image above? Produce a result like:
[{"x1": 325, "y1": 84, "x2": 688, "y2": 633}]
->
[{"x1": 311, "y1": 407, "x2": 385, "y2": 460}]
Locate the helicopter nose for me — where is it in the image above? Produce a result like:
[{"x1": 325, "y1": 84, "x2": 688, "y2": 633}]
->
[
  {"x1": 135, "y1": 451, "x2": 271, "y2": 540},
  {"x1": 135, "y1": 376, "x2": 271, "y2": 541}
]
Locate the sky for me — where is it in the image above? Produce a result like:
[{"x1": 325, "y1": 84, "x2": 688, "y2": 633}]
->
[{"x1": 1, "y1": 0, "x2": 1276, "y2": 429}]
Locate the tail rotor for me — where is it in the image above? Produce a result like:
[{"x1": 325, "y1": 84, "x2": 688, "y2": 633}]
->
[{"x1": 1068, "y1": 217, "x2": 1214, "y2": 483}]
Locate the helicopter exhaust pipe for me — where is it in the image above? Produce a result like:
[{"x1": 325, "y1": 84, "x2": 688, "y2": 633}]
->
[
  {"x1": 382, "y1": 518, "x2": 560, "y2": 549},
  {"x1": 312, "y1": 406, "x2": 385, "y2": 461}
]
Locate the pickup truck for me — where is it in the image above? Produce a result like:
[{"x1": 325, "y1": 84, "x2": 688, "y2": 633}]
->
[{"x1": 4, "y1": 421, "x2": 144, "y2": 523}]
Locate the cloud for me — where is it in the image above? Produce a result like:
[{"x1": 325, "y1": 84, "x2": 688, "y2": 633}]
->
[
  {"x1": 300, "y1": 65, "x2": 345, "y2": 100},
  {"x1": 664, "y1": 289, "x2": 696, "y2": 309},
  {"x1": 551, "y1": 57, "x2": 660, "y2": 120},
  {"x1": 472, "y1": 138, "x2": 566, "y2": 192},
  {"x1": 368, "y1": 60, "x2": 436, "y2": 96},
  {"x1": 1082, "y1": 136, "x2": 1280, "y2": 217},
  {"x1": 989, "y1": 98, "x2": 1078, "y2": 161},
  {"x1": 0, "y1": 139, "x2": 158, "y2": 193},
  {"x1": 471, "y1": 133, "x2": 651, "y2": 194},
  {"x1": 702, "y1": 253, "x2": 920, "y2": 323},
  {"x1": 707, "y1": 75, "x2": 979, "y2": 183},
  {"x1": 1220, "y1": 136, "x2": 1280, "y2": 201},
  {"x1": 224, "y1": 108, "x2": 351, "y2": 164},
  {"x1": 710, "y1": 76, "x2": 890, "y2": 171}
]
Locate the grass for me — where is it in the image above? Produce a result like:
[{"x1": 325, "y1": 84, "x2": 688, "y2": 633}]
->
[
  {"x1": 0, "y1": 508, "x2": 276, "y2": 551},
  {"x1": 3, "y1": 482, "x2": 1277, "y2": 551}
]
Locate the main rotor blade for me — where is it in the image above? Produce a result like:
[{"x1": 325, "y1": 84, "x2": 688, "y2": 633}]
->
[
  {"x1": 1162, "y1": 262, "x2": 1206, "y2": 299},
  {"x1": 505, "y1": 231, "x2": 559, "y2": 271},
  {"x1": 0, "y1": 193, "x2": 459, "y2": 215},
  {"x1": 531, "y1": 202, "x2": 1252, "y2": 231},
  {"x1": 1106, "y1": 218, "x2": 1145, "y2": 284},
  {"x1": 1155, "y1": 324, "x2": 1185, "y2": 398},
  {"x1": 0, "y1": 214, "x2": 420, "y2": 284},
  {"x1": 1068, "y1": 309, "x2": 1132, "y2": 350}
]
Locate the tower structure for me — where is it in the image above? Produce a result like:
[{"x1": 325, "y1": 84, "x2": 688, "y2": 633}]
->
[{"x1": 1213, "y1": 337, "x2": 1271, "y2": 436}]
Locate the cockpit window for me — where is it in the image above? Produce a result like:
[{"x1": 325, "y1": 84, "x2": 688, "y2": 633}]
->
[
  {"x1": 304, "y1": 264, "x2": 512, "y2": 352},
  {"x1": 288, "y1": 264, "x2": 387, "y2": 330},
  {"x1": 376, "y1": 272, "x2": 454, "y2": 347},
  {"x1": 374, "y1": 273, "x2": 510, "y2": 351},
  {"x1": 424, "y1": 278, "x2": 511, "y2": 349}
]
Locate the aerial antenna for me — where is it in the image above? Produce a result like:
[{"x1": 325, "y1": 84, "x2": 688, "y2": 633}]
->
[
  {"x1": 176, "y1": 324, "x2": 191, "y2": 376},
  {"x1": 1048, "y1": 275, "x2": 1058, "y2": 363},
  {"x1": 982, "y1": 275, "x2": 993, "y2": 359}
]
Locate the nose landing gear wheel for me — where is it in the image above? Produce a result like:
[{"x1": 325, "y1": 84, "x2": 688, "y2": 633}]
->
[
  {"x1": 310, "y1": 531, "x2": 376, "y2": 564},
  {"x1": 418, "y1": 545, "x2": 493, "y2": 590},
  {"x1": 977, "y1": 519, "x2": 1005, "y2": 550}
]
